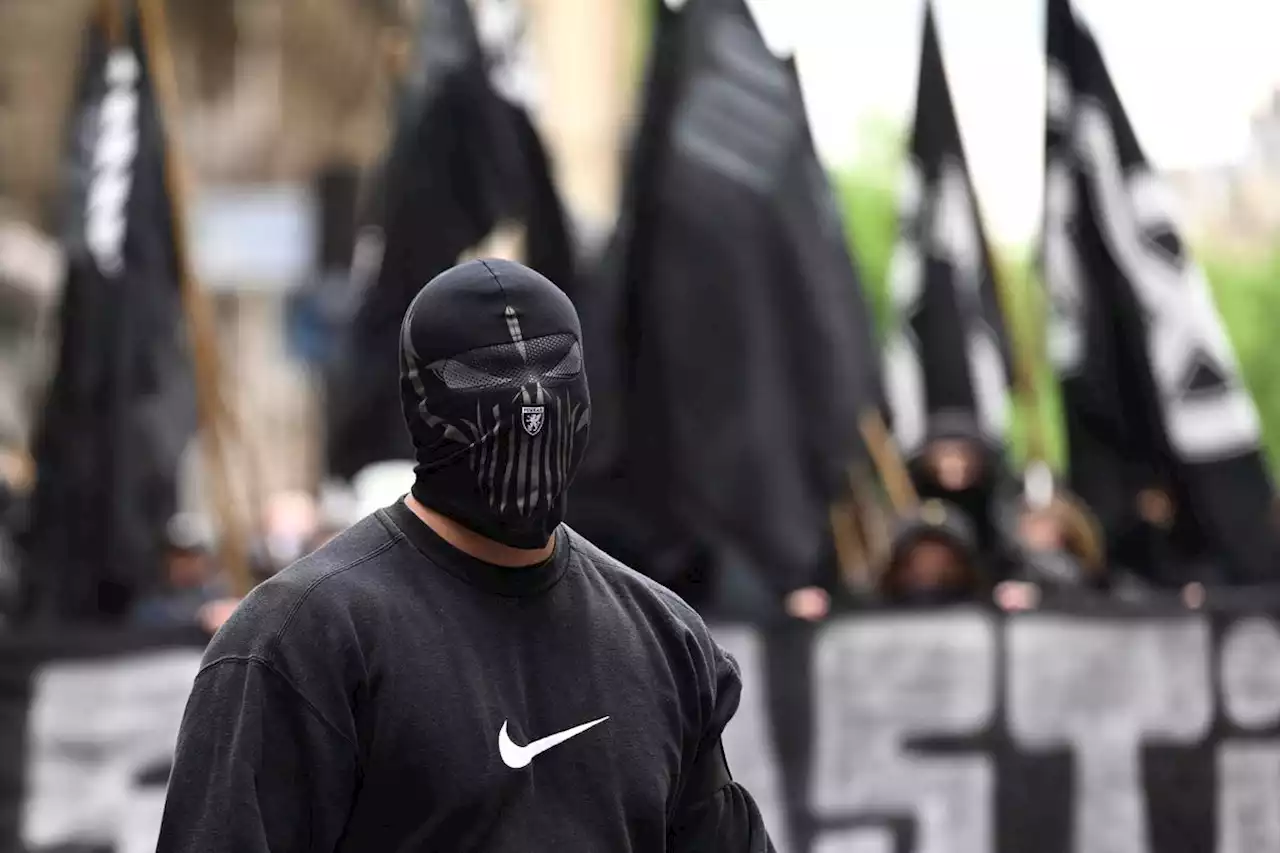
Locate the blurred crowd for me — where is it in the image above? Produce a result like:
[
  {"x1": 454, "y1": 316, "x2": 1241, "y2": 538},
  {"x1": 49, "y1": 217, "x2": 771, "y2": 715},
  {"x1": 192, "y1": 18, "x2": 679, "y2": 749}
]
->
[
  {"x1": 682, "y1": 410, "x2": 1201, "y2": 627},
  {"x1": 0, "y1": 413, "x2": 1206, "y2": 638},
  {"x1": 862, "y1": 424, "x2": 1151, "y2": 613},
  {"x1": 0, "y1": 478, "x2": 345, "y2": 633},
  {"x1": 0, "y1": 0, "x2": 1274, "y2": 639}
]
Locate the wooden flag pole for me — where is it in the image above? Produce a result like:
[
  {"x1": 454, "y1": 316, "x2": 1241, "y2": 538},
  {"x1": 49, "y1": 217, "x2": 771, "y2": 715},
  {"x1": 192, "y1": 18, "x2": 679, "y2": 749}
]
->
[
  {"x1": 1013, "y1": 264, "x2": 1052, "y2": 469},
  {"x1": 832, "y1": 463, "x2": 892, "y2": 591},
  {"x1": 135, "y1": 0, "x2": 253, "y2": 598},
  {"x1": 955, "y1": 160, "x2": 1051, "y2": 472},
  {"x1": 98, "y1": 0, "x2": 124, "y2": 46},
  {"x1": 828, "y1": 493, "x2": 869, "y2": 591},
  {"x1": 858, "y1": 409, "x2": 919, "y2": 515},
  {"x1": 828, "y1": 412, "x2": 916, "y2": 594},
  {"x1": 851, "y1": 464, "x2": 896, "y2": 583},
  {"x1": 987, "y1": 246, "x2": 1052, "y2": 470},
  {"x1": 383, "y1": 23, "x2": 413, "y2": 80}
]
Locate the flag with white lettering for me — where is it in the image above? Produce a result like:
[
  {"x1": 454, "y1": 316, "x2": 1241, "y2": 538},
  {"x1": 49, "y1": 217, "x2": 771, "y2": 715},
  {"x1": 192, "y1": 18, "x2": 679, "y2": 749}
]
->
[
  {"x1": 1041, "y1": 0, "x2": 1279, "y2": 584},
  {"x1": 883, "y1": 2, "x2": 1012, "y2": 457},
  {"x1": 570, "y1": 0, "x2": 882, "y2": 601},
  {"x1": 6, "y1": 610, "x2": 1276, "y2": 853},
  {"x1": 21, "y1": 7, "x2": 197, "y2": 621},
  {"x1": 324, "y1": 0, "x2": 574, "y2": 481},
  {"x1": 0, "y1": 626, "x2": 205, "y2": 852},
  {"x1": 716, "y1": 606, "x2": 1280, "y2": 853}
]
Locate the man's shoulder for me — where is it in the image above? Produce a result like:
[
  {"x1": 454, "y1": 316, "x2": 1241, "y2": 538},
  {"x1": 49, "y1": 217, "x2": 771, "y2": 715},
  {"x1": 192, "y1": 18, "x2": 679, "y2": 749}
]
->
[
  {"x1": 563, "y1": 526, "x2": 710, "y2": 635},
  {"x1": 279, "y1": 511, "x2": 404, "y2": 590},
  {"x1": 564, "y1": 528, "x2": 741, "y2": 714},
  {"x1": 204, "y1": 513, "x2": 403, "y2": 664}
]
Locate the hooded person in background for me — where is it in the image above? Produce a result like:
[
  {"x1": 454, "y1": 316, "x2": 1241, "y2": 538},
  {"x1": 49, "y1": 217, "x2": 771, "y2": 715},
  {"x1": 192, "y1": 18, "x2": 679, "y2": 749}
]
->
[
  {"x1": 997, "y1": 492, "x2": 1101, "y2": 611},
  {"x1": 908, "y1": 410, "x2": 1020, "y2": 579},
  {"x1": 998, "y1": 490, "x2": 1154, "y2": 610},
  {"x1": 879, "y1": 499, "x2": 986, "y2": 607},
  {"x1": 157, "y1": 259, "x2": 776, "y2": 853},
  {"x1": 129, "y1": 513, "x2": 228, "y2": 629}
]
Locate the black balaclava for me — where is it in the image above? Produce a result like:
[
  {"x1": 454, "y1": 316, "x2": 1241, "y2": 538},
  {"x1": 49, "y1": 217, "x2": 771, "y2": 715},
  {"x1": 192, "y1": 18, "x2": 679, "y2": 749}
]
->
[{"x1": 399, "y1": 258, "x2": 590, "y2": 549}]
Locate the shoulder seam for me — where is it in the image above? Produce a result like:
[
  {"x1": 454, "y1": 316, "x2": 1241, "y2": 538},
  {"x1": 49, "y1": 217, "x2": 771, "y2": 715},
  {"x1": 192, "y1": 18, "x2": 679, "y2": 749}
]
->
[
  {"x1": 269, "y1": 533, "x2": 403, "y2": 655},
  {"x1": 195, "y1": 655, "x2": 361, "y2": 758}
]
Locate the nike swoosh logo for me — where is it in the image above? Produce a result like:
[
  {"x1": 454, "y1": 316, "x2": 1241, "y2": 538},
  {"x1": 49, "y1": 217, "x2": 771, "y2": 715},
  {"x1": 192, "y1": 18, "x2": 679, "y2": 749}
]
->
[{"x1": 497, "y1": 716, "x2": 609, "y2": 769}]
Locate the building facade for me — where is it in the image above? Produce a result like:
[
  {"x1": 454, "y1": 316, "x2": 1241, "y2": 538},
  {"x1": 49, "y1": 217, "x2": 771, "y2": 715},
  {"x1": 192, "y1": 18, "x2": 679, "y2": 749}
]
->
[{"x1": 1167, "y1": 89, "x2": 1280, "y2": 252}]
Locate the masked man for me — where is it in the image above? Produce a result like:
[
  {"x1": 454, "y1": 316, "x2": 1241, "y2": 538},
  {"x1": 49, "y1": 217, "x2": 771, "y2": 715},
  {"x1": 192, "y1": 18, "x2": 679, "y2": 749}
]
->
[{"x1": 156, "y1": 259, "x2": 776, "y2": 852}]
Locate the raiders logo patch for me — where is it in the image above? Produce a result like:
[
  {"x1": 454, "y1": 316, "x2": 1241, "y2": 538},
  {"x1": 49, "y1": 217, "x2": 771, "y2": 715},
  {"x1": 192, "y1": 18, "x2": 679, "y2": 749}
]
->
[{"x1": 521, "y1": 406, "x2": 545, "y2": 436}]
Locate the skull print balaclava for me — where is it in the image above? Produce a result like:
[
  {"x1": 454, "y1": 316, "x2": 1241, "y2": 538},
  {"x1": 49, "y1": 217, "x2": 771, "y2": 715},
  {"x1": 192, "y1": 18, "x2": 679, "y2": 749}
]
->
[{"x1": 399, "y1": 258, "x2": 590, "y2": 549}]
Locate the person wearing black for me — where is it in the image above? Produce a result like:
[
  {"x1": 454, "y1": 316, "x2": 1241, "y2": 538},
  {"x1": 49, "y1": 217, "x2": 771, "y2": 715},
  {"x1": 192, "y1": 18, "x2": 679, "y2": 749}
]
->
[
  {"x1": 155, "y1": 259, "x2": 776, "y2": 852},
  {"x1": 907, "y1": 410, "x2": 1021, "y2": 580},
  {"x1": 1004, "y1": 490, "x2": 1154, "y2": 606},
  {"x1": 878, "y1": 499, "x2": 986, "y2": 607}
]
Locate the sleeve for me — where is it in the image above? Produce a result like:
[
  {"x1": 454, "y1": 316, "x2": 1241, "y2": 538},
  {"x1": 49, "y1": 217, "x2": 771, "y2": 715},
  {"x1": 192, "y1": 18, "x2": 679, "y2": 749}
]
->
[
  {"x1": 154, "y1": 657, "x2": 359, "y2": 853},
  {"x1": 669, "y1": 642, "x2": 778, "y2": 853}
]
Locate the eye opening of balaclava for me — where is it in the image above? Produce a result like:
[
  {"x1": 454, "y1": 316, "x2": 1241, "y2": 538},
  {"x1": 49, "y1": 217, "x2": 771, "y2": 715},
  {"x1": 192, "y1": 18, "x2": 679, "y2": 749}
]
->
[{"x1": 398, "y1": 258, "x2": 591, "y2": 549}]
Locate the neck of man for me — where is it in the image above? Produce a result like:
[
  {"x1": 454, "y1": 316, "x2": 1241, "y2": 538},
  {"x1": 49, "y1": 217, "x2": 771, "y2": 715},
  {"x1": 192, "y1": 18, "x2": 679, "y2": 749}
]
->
[{"x1": 404, "y1": 494, "x2": 554, "y2": 567}]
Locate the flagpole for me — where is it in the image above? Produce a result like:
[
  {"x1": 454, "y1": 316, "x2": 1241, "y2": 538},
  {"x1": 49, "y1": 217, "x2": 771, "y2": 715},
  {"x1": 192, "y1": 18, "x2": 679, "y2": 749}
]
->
[
  {"x1": 829, "y1": 485, "x2": 871, "y2": 591},
  {"x1": 383, "y1": 21, "x2": 412, "y2": 81},
  {"x1": 1013, "y1": 266, "x2": 1051, "y2": 468},
  {"x1": 990, "y1": 250, "x2": 1052, "y2": 470},
  {"x1": 832, "y1": 464, "x2": 892, "y2": 591},
  {"x1": 858, "y1": 410, "x2": 919, "y2": 514},
  {"x1": 134, "y1": 0, "x2": 254, "y2": 598},
  {"x1": 98, "y1": 0, "x2": 123, "y2": 46}
]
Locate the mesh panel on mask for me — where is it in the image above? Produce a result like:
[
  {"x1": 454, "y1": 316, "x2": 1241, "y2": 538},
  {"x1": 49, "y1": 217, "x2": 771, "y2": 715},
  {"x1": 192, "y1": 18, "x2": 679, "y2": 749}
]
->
[{"x1": 430, "y1": 333, "x2": 582, "y2": 392}]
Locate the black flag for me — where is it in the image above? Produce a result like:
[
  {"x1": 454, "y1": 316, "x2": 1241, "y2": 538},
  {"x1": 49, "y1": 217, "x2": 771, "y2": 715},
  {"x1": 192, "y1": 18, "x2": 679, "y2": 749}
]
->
[
  {"x1": 883, "y1": 2, "x2": 1013, "y2": 458},
  {"x1": 572, "y1": 0, "x2": 882, "y2": 602},
  {"x1": 21, "y1": 9, "x2": 197, "y2": 621},
  {"x1": 324, "y1": 0, "x2": 574, "y2": 481},
  {"x1": 1042, "y1": 0, "x2": 1279, "y2": 584}
]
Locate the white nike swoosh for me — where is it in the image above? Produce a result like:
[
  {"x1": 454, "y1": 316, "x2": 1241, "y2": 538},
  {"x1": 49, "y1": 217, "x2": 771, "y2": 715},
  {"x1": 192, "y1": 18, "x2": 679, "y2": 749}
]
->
[{"x1": 497, "y1": 716, "x2": 609, "y2": 769}]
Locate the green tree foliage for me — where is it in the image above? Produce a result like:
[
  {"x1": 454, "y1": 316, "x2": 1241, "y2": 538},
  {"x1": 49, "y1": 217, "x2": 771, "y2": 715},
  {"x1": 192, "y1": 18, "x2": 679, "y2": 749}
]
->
[
  {"x1": 832, "y1": 117, "x2": 902, "y2": 334},
  {"x1": 1199, "y1": 250, "x2": 1280, "y2": 468}
]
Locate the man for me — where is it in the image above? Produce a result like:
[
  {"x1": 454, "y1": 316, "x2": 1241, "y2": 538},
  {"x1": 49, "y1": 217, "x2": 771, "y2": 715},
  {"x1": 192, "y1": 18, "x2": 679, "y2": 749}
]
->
[
  {"x1": 156, "y1": 259, "x2": 776, "y2": 852},
  {"x1": 999, "y1": 490, "x2": 1157, "y2": 608},
  {"x1": 908, "y1": 410, "x2": 1020, "y2": 579},
  {"x1": 129, "y1": 512, "x2": 231, "y2": 631},
  {"x1": 878, "y1": 499, "x2": 985, "y2": 607}
]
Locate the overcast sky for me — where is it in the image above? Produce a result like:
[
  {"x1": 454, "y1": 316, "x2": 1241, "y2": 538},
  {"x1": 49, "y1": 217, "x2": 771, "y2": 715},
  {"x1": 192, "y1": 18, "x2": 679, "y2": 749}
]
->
[{"x1": 745, "y1": 0, "x2": 1280, "y2": 247}]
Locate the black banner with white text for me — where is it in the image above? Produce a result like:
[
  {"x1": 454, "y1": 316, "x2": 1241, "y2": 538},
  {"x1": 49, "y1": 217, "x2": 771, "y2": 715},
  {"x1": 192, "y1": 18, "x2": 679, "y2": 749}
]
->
[
  {"x1": 716, "y1": 607, "x2": 1280, "y2": 853},
  {"x1": 4, "y1": 611, "x2": 1280, "y2": 852}
]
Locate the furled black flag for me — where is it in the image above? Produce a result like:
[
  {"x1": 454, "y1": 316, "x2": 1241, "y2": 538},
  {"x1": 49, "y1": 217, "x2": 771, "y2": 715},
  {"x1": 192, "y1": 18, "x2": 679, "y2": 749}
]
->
[
  {"x1": 21, "y1": 8, "x2": 197, "y2": 621},
  {"x1": 883, "y1": 2, "x2": 1013, "y2": 459},
  {"x1": 324, "y1": 0, "x2": 574, "y2": 481},
  {"x1": 1042, "y1": 0, "x2": 1279, "y2": 584},
  {"x1": 571, "y1": 0, "x2": 882, "y2": 605}
]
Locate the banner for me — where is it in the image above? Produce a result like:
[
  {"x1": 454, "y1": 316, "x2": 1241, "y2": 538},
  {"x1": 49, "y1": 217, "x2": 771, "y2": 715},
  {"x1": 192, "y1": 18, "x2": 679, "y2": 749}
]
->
[
  {"x1": 570, "y1": 0, "x2": 880, "y2": 601},
  {"x1": 4, "y1": 610, "x2": 1280, "y2": 852},
  {"x1": 1041, "y1": 0, "x2": 1279, "y2": 585},
  {"x1": 0, "y1": 628, "x2": 206, "y2": 853},
  {"x1": 717, "y1": 608, "x2": 1280, "y2": 853},
  {"x1": 324, "y1": 0, "x2": 573, "y2": 482},
  {"x1": 23, "y1": 6, "x2": 197, "y2": 620},
  {"x1": 883, "y1": 2, "x2": 1011, "y2": 456}
]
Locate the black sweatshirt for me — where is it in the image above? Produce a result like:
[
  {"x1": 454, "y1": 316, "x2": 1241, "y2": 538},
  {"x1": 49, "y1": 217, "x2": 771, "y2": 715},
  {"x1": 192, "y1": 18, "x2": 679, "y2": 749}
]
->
[{"x1": 155, "y1": 500, "x2": 776, "y2": 852}]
